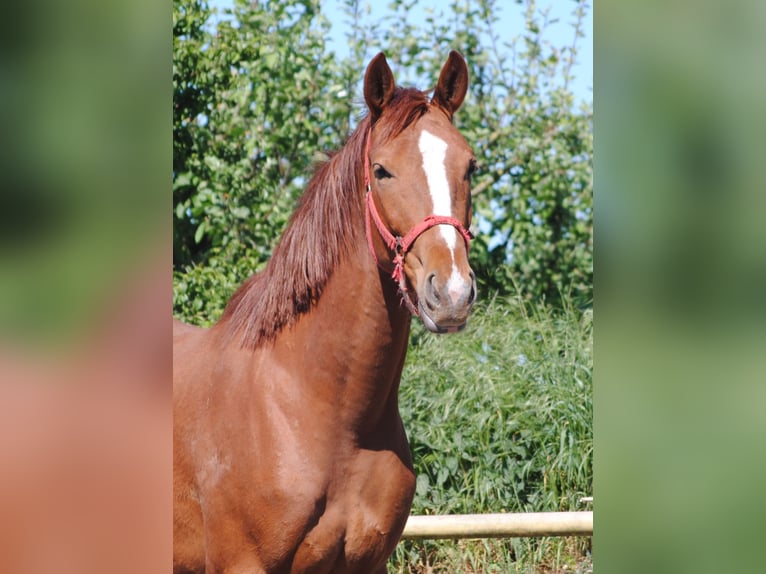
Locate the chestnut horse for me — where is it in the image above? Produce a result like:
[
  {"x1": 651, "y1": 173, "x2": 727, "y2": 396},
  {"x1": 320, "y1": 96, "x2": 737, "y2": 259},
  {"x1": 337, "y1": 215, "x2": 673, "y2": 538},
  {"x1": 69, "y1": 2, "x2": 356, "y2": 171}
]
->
[{"x1": 174, "y1": 51, "x2": 477, "y2": 573}]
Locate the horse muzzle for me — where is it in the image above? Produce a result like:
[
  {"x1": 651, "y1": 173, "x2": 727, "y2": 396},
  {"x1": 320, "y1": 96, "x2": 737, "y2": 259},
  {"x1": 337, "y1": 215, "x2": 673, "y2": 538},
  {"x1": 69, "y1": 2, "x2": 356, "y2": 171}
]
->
[{"x1": 417, "y1": 269, "x2": 477, "y2": 333}]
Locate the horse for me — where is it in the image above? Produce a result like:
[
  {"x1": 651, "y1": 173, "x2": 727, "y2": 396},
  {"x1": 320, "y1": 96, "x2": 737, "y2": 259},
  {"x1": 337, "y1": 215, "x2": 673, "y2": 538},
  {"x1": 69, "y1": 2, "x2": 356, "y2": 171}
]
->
[{"x1": 174, "y1": 51, "x2": 477, "y2": 574}]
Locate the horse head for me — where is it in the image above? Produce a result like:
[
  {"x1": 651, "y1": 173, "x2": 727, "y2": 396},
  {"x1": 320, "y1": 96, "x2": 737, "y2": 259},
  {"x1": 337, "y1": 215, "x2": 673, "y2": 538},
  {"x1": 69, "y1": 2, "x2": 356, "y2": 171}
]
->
[{"x1": 363, "y1": 51, "x2": 477, "y2": 333}]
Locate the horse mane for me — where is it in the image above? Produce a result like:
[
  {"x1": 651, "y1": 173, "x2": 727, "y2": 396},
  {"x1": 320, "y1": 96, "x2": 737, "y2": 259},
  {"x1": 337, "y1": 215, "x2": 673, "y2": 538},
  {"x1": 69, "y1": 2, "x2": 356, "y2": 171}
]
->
[{"x1": 217, "y1": 87, "x2": 430, "y2": 349}]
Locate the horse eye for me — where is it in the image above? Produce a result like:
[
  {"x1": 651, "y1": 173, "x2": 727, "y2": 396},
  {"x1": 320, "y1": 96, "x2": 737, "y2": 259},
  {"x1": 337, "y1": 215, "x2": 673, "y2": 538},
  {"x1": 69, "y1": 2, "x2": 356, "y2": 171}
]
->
[{"x1": 374, "y1": 165, "x2": 392, "y2": 180}]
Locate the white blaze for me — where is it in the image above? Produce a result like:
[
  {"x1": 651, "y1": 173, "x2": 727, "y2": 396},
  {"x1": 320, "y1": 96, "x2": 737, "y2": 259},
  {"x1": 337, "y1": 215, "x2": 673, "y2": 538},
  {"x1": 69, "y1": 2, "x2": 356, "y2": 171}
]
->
[
  {"x1": 419, "y1": 129, "x2": 468, "y2": 304},
  {"x1": 418, "y1": 130, "x2": 456, "y2": 249}
]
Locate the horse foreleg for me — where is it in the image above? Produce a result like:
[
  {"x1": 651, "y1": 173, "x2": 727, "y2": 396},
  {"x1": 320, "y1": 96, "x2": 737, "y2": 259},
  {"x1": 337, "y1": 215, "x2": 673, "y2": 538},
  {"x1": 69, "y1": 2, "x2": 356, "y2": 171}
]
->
[{"x1": 204, "y1": 555, "x2": 267, "y2": 574}]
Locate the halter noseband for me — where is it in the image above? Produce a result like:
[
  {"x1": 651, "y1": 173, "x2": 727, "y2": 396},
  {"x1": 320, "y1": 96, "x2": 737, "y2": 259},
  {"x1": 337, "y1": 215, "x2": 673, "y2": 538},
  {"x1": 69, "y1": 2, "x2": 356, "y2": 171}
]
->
[{"x1": 363, "y1": 127, "x2": 473, "y2": 316}]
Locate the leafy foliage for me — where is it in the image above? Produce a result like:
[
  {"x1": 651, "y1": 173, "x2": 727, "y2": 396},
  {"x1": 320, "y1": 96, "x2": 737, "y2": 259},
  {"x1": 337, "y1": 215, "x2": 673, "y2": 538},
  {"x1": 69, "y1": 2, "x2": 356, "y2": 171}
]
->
[
  {"x1": 174, "y1": 0, "x2": 353, "y2": 321},
  {"x1": 392, "y1": 295, "x2": 593, "y2": 571}
]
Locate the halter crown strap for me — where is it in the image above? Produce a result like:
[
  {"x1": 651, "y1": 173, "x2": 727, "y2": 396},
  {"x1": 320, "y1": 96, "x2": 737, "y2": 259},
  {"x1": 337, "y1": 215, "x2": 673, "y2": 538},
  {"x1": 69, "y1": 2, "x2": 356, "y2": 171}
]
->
[{"x1": 363, "y1": 127, "x2": 473, "y2": 316}]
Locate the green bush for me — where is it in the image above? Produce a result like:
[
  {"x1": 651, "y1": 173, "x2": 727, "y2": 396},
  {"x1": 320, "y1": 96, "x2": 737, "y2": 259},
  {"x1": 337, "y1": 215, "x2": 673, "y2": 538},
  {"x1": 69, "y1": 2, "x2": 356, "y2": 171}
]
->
[{"x1": 392, "y1": 294, "x2": 593, "y2": 572}]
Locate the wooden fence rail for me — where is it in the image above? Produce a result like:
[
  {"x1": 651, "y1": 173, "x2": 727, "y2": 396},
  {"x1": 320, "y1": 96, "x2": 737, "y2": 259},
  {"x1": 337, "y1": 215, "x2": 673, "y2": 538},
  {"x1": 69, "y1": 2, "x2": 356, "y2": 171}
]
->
[{"x1": 401, "y1": 511, "x2": 593, "y2": 540}]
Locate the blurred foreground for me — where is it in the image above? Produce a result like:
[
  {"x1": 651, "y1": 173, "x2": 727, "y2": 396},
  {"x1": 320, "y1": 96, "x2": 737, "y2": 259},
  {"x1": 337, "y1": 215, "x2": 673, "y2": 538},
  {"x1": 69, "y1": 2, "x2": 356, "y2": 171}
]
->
[
  {"x1": 0, "y1": 255, "x2": 171, "y2": 573},
  {"x1": 0, "y1": 0, "x2": 170, "y2": 571}
]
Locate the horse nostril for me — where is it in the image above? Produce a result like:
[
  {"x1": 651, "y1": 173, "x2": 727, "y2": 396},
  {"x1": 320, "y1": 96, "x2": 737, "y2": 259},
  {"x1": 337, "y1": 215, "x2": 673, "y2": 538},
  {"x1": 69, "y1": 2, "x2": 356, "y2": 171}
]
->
[
  {"x1": 468, "y1": 272, "x2": 477, "y2": 305},
  {"x1": 425, "y1": 273, "x2": 440, "y2": 309}
]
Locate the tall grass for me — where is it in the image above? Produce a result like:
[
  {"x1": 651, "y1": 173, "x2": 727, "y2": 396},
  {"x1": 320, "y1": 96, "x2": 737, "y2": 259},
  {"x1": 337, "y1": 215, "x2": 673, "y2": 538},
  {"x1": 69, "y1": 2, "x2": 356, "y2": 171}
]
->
[{"x1": 390, "y1": 294, "x2": 593, "y2": 573}]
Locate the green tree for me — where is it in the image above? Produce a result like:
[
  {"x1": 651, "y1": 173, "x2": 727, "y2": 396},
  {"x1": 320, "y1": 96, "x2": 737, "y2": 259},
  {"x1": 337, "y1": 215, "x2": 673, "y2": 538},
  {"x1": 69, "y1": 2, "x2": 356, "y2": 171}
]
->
[{"x1": 173, "y1": 0, "x2": 353, "y2": 323}]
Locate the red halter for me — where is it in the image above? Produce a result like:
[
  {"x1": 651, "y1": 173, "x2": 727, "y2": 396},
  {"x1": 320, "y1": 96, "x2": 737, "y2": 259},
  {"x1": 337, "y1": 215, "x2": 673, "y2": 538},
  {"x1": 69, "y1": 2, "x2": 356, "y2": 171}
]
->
[{"x1": 363, "y1": 128, "x2": 473, "y2": 316}]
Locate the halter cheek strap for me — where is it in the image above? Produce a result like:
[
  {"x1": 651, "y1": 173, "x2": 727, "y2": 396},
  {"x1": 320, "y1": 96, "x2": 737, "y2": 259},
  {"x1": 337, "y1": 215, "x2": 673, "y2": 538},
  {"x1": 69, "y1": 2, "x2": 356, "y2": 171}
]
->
[{"x1": 363, "y1": 128, "x2": 473, "y2": 316}]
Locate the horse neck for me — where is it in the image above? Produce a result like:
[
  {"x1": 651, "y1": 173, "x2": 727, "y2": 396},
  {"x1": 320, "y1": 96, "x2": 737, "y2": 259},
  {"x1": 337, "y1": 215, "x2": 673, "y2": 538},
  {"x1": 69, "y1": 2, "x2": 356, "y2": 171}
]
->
[{"x1": 274, "y1": 240, "x2": 412, "y2": 435}]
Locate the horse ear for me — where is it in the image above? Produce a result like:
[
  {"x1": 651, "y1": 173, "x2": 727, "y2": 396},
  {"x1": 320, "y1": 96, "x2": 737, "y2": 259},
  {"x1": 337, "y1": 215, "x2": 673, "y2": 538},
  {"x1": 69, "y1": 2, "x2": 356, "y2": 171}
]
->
[
  {"x1": 364, "y1": 52, "x2": 396, "y2": 124},
  {"x1": 432, "y1": 50, "x2": 469, "y2": 118}
]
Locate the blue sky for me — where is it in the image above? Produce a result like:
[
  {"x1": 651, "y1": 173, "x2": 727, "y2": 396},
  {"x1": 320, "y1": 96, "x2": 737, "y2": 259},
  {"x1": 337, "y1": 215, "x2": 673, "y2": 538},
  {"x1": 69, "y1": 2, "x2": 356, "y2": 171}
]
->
[
  {"x1": 322, "y1": 0, "x2": 592, "y2": 105},
  {"x1": 208, "y1": 1, "x2": 592, "y2": 106}
]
